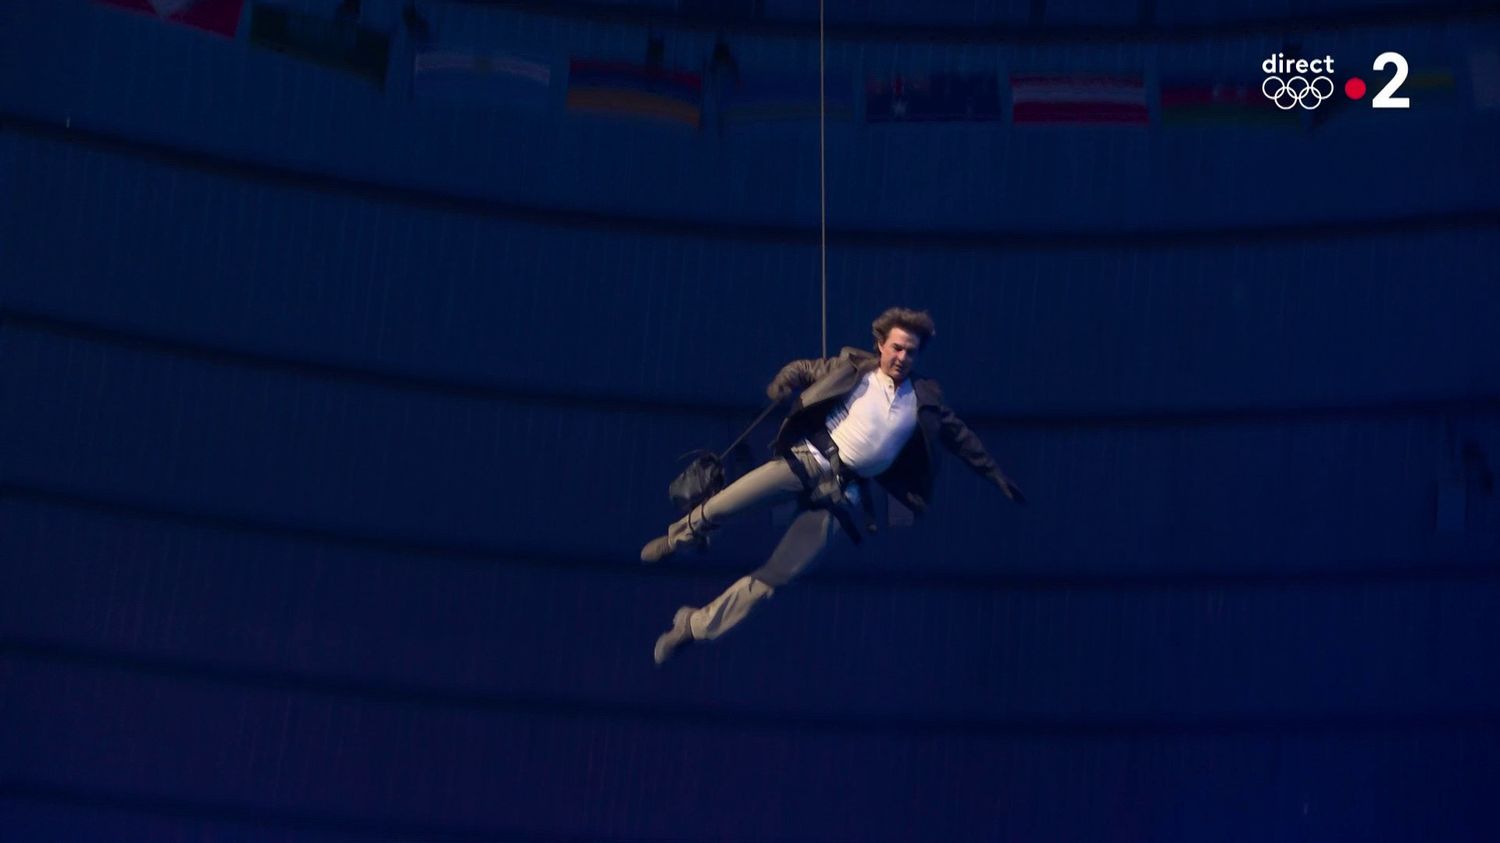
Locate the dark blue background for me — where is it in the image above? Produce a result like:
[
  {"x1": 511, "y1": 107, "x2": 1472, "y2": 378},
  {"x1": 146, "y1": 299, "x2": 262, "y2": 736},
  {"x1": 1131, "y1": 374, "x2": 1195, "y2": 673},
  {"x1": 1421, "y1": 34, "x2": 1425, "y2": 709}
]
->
[{"x1": 3, "y1": 1, "x2": 1498, "y2": 840}]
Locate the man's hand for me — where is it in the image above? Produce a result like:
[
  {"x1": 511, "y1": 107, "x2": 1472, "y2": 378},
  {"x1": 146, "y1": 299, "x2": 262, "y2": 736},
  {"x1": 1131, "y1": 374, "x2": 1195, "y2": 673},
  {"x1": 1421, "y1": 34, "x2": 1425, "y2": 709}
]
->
[
  {"x1": 992, "y1": 474, "x2": 1027, "y2": 505},
  {"x1": 766, "y1": 357, "x2": 837, "y2": 403}
]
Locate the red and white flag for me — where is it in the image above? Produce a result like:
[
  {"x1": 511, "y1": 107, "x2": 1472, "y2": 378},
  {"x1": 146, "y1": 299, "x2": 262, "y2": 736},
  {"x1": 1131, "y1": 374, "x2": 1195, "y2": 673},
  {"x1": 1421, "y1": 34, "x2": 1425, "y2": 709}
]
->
[
  {"x1": 94, "y1": 0, "x2": 246, "y2": 38},
  {"x1": 1010, "y1": 75, "x2": 1148, "y2": 125}
]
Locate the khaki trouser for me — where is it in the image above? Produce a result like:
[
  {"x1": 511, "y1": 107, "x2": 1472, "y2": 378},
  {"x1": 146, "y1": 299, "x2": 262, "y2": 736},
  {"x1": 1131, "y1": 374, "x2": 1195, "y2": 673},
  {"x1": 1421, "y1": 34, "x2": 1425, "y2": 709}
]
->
[{"x1": 669, "y1": 445, "x2": 855, "y2": 641}]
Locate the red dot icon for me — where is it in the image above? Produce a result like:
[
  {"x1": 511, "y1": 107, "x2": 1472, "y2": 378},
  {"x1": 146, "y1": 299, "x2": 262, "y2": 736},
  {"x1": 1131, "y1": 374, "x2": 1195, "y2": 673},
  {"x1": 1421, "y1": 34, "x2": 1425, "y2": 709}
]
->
[{"x1": 1345, "y1": 77, "x2": 1367, "y2": 99}]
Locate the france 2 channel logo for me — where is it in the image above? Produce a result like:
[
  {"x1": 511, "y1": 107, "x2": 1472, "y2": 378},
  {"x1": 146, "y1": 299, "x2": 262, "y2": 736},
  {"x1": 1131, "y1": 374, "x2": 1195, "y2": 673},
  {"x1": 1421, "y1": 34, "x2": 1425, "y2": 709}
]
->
[{"x1": 1261, "y1": 51, "x2": 1412, "y2": 110}]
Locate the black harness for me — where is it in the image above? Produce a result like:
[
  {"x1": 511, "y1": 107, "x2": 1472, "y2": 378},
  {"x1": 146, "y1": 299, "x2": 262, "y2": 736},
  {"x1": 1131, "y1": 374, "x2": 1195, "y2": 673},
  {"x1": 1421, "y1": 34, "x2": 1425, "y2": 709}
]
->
[{"x1": 784, "y1": 427, "x2": 880, "y2": 544}]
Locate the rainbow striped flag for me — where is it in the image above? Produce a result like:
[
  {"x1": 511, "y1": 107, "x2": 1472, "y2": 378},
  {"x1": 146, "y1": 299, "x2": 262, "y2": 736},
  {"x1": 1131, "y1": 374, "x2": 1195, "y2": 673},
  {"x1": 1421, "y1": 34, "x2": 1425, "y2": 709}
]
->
[
  {"x1": 566, "y1": 59, "x2": 702, "y2": 127},
  {"x1": 414, "y1": 45, "x2": 552, "y2": 110}
]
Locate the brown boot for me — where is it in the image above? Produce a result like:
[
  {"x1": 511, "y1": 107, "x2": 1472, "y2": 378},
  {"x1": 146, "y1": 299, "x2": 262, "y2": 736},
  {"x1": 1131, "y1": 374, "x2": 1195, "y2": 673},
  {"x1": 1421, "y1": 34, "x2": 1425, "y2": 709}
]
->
[
  {"x1": 653, "y1": 606, "x2": 697, "y2": 664},
  {"x1": 639, "y1": 506, "x2": 715, "y2": 564}
]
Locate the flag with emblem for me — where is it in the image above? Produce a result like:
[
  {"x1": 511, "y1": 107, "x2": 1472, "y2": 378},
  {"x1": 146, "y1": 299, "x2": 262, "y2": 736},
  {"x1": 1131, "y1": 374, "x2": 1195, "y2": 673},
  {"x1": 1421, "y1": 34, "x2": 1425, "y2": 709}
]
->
[{"x1": 865, "y1": 72, "x2": 1001, "y2": 122}]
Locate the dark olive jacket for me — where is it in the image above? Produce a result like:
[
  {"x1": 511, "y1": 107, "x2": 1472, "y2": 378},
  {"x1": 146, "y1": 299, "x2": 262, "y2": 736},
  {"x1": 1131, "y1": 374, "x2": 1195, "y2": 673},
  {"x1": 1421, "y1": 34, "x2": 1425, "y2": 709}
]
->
[{"x1": 768, "y1": 347, "x2": 1022, "y2": 515}]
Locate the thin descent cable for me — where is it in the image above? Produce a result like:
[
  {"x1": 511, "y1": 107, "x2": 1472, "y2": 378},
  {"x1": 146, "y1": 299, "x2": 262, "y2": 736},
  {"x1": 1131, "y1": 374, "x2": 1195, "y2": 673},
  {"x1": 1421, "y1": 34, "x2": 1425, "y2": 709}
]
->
[{"x1": 818, "y1": 0, "x2": 828, "y2": 359}]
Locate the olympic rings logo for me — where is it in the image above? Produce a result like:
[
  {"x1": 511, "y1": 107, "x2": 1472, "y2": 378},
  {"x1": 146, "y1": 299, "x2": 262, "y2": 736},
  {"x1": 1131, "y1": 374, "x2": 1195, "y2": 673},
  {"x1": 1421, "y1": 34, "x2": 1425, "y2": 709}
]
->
[{"x1": 1262, "y1": 75, "x2": 1335, "y2": 110}]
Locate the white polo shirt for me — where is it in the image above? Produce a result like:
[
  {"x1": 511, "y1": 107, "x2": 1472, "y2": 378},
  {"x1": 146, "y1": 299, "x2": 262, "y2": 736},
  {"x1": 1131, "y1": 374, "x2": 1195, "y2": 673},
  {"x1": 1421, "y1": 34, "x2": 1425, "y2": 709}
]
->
[{"x1": 806, "y1": 369, "x2": 918, "y2": 478}]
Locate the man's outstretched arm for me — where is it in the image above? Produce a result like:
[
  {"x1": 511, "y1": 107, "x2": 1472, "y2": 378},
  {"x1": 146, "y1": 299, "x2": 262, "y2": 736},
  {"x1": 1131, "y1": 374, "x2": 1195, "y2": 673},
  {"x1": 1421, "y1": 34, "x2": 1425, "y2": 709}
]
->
[{"x1": 933, "y1": 387, "x2": 1027, "y2": 504}]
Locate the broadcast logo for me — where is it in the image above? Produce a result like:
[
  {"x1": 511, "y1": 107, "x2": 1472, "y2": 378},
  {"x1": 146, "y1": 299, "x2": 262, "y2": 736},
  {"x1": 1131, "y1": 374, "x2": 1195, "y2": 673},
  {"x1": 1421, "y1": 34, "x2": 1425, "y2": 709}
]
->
[
  {"x1": 1262, "y1": 53, "x2": 1336, "y2": 110},
  {"x1": 1261, "y1": 51, "x2": 1411, "y2": 110}
]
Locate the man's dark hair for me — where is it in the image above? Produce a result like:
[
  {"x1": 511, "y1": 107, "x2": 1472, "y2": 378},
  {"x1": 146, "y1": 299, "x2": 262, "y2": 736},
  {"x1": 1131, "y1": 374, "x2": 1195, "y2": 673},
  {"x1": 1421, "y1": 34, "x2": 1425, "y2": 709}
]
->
[{"x1": 871, "y1": 307, "x2": 936, "y2": 351}]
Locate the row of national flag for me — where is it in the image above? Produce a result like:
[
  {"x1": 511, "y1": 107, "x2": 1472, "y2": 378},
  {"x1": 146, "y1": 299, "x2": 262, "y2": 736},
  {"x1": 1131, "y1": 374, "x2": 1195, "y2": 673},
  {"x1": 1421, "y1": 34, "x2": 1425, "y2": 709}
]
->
[
  {"x1": 98, "y1": 0, "x2": 391, "y2": 83},
  {"x1": 411, "y1": 60, "x2": 1312, "y2": 128},
  {"x1": 413, "y1": 49, "x2": 850, "y2": 128},
  {"x1": 94, "y1": 0, "x2": 1496, "y2": 129},
  {"x1": 416, "y1": 63, "x2": 1336, "y2": 129}
]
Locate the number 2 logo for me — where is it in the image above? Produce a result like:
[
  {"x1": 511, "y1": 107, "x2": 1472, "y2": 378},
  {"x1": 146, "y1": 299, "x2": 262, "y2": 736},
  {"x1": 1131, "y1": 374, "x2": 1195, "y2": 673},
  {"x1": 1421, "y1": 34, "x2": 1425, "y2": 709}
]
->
[{"x1": 1372, "y1": 51, "x2": 1409, "y2": 109}]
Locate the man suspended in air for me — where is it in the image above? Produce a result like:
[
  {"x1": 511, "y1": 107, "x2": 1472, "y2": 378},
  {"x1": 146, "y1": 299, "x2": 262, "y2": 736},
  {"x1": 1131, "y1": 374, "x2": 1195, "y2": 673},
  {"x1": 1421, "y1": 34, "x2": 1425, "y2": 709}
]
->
[{"x1": 642, "y1": 307, "x2": 1027, "y2": 664}]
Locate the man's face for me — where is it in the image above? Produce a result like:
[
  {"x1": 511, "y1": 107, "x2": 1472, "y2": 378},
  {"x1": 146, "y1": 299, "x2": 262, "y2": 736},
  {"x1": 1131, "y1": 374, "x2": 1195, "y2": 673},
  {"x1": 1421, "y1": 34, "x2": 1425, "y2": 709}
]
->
[{"x1": 878, "y1": 326, "x2": 921, "y2": 384}]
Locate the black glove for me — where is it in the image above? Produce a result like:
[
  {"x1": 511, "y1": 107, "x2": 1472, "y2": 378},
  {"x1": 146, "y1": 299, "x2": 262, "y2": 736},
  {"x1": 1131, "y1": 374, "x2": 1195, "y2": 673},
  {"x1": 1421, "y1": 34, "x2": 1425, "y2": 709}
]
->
[{"x1": 993, "y1": 474, "x2": 1027, "y2": 505}]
